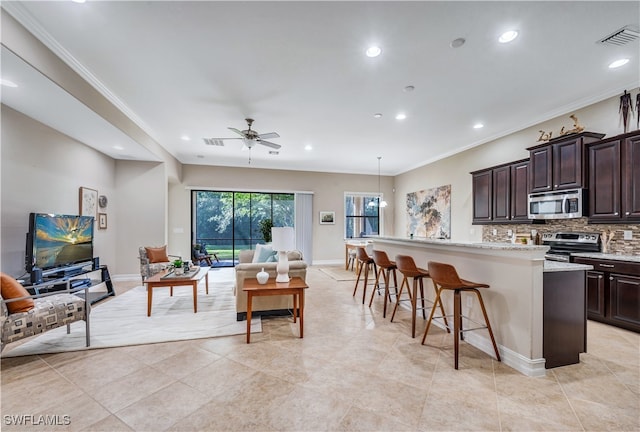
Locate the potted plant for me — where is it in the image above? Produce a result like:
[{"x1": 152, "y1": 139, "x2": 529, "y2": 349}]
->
[
  {"x1": 173, "y1": 258, "x2": 184, "y2": 275},
  {"x1": 259, "y1": 218, "x2": 273, "y2": 243}
]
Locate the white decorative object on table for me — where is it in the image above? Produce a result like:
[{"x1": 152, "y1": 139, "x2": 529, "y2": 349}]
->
[
  {"x1": 271, "y1": 227, "x2": 296, "y2": 282},
  {"x1": 257, "y1": 268, "x2": 269, "y2": 284}
]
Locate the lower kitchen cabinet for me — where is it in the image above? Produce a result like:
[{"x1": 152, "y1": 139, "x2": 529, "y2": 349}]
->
[{"x1": 572, "y1": 256, "x2": 640, "y2": 333}]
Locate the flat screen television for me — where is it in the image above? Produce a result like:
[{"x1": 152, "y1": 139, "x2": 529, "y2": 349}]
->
[{"x1": 25, "y1": 213, "x2": 94, "y2": 273}]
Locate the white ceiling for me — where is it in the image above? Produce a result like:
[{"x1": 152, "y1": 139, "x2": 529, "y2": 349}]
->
[{"x1": 2, "y1": 1, "x2": 639, "y2": 176}]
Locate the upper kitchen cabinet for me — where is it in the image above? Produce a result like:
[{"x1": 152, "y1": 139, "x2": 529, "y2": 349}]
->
[
  {"x1": 471, "y1": 158, "x2": 530, "y2": 224},
  {"x1": 527, "y1": 132, "x2": 605, "y2": 193},
  {"x1": 588, "y1": 130, "x2": 640, "y2": 223}
]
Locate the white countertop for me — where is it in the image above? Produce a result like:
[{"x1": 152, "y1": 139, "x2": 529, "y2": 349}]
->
[
  {"x1": 544, "y1": 260, "x2": 593, "y2": 272},
  {"x1": 374, "y1": 236, "x2": 549, "y2": 252},
  {"x1": 571, "y1": 252, "x2": 640, "y2": 263}
]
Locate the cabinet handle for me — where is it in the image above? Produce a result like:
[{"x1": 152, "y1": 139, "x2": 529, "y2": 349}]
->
[
  {"x1": 610, "y1": 276, "x2": 614, "y2": 281},
  {"x1": 626, "y1": 212, "x2": 630, "y2": 215},
  {"x1": 599, "y1": 264, "x2": 615, "y2": 268},
  {"x1": 554, "y1": 184, "x2": 558, "y2": 188},
  {"x1": 614, "y1": 212, "x2": 619, "y2": 216},
  {"x1": 598, "y1": 275, "x2": 603, "y2": 279}
]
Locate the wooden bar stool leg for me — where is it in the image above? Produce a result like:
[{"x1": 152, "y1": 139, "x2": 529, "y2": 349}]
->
[
  {"x1": 411, "y1": 278, "x2": 418, "y2": 338},
  {"x1": 419, "y1": 278, "x2": 427, "y2": 319},
  {"x1": 368, "y1": 266, "x2": 384, "y2": 307},
  {"x1": 390, "y1": 276, "x2": 407, "y2": 322},
  {"x1": 433, "y1": 279, "x2": 450, "y2": 333},
  {"x1": 382, "y1": 268, "x2": 391, "y2": 318},
  {"x1": 454, "y1": 289, "x2": 462, "y2": 370},
  {"x1": 472, "y1": 288, "x2": 501, "y2": 361},
  {"x1": 353, "y1": 262, "x2": 365, "y2": 297},
  {"x1": 362, "y1": 262, "x2": 370, "y2": 304},
  {"x1": 421, "y1": 287, "x2": 444, "y2": 344}
]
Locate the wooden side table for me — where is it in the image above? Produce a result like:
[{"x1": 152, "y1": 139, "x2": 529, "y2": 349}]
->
[{"x1": 243, "y1": 277, "x2": 309, "y2": 344}]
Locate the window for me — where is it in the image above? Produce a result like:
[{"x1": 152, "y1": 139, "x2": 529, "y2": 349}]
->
[
  {"x1": 344, "y1": 193, "x2": 381, "y2": 238},
  {"x1": 192, "y1": 191, "x2": 294, "y2": 266}
]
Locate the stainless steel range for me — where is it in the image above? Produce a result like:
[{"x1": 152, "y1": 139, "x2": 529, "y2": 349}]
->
[{"x1": 542, "y1": 232, "x2": 601, "y2": 262}]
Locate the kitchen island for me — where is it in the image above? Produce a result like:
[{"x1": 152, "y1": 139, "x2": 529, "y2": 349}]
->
[{"x1": 372, "y1": 236, "x2": 591, "y2": 376}]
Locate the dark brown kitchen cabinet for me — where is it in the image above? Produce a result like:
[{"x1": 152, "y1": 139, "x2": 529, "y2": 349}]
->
[
  {"x1": 609, "y1": 273, "x2": 640, "y2": 331},
  {"x1": 527, "y1": 132, "x2": 605, "y2": 193},
  {"x1": 572, "y1": 256, "x2": 640, "y2": 333},
  {"x1": 471, "y1": 169, "x2": 492, "y2": 223},
  {"x1": 588, "y1": 130, "x2": 640, "y2": 223},
  {"x1": 586, "y1": 270, "x2": 605, "y2": 319},
  {"x1": 492, "y1": 165, "x2": 511, "y2": 222},
  {"x1": 471, "y1": 158, "x2": 529, "y2": 224},
  {"x1": 510, "y1": 160, "x2": 530, "y2": 221}
]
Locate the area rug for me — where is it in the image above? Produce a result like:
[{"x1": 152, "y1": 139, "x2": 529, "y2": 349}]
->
[
  {"x1": 2, "y1": 268, "x2": 260, "y2": 357},
  {"x1": 318, "y1": 266, "x2": 361, "y2": 281}
]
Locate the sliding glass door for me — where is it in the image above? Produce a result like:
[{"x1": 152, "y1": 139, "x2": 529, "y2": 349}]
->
[{"x1": 193, "y1": 191, "x2": 294, "y2": 266}]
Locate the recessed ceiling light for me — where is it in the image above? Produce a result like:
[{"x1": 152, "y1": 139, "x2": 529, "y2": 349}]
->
[
  {"x1": 0, "y1": 78, "x2": 18, "y2": 87},
  {"x1": 450, "y1": 38, "x2": 466, "y2": 48},
  {"x1": 269, "y1": 151, "x2": 279, "y2": 155},
  {"x1": 304, "y1": 144, "x2": 313, "y2": 151},
  {"x1": 395, "y1": 113, "x2": 407, "y2": 120},
  {"x1": 498, "y1": 30, "x2": 518, "y2": 43},
  {"x1": 473, "y1": 123, "x2": 484, "y2": 129},
  {"x1": 180, "y1": 135, "x2": 191, "y2": 141},
  {"x1": 373, "y1": 113, "x2": 383, "y2": 118},
  {"x1": 403, "y1": 85, "x2": 415, "y2": 92},
  {"x1": 608, "y1": 58, "x2": 629, "y2": 68},
  {"x1": 113, "y1": 145, "x2": 124, "y2": 150},
  {"x1": 366, "y1": 46, "x2": 382, "y2": 57},
  {"x1": 196, "y1": 154, "x2": 205, "y2": 159}
]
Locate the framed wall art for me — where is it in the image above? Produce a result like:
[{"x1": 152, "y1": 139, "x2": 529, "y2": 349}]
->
[
  {"x1": 79, "y1": 187, "x2": 98, "y2": 219},
  {"x1": 319, "y1": 211, "x2": 335, "y2": 225},
  {"x1": 98, "y1": 213, "x2": 108, "y2": 230}
]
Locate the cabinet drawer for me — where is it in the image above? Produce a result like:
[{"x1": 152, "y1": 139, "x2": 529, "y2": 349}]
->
[{"x1": 572, "y1": 257, "x2": 640, "y2": 277}]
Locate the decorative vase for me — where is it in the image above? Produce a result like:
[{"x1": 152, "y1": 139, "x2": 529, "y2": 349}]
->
[{"x1": 257, "y1": 268, "x2": 269, "y2": 284}]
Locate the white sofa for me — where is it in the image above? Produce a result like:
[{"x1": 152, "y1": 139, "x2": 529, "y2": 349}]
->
[{"x1": 234, "y1": 249, "x2": 307, "y2": 321}]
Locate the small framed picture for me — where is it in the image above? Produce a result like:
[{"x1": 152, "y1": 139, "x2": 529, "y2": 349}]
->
[
  {"x1": 79, "y1": 187, "x2": 98, "y2": 219},
  {"x1": 319, "y1": 211, "x2": 335, "y2": 225},
  {"x1": 98, "y1": 213, "x2": 108, "y2": 230}
]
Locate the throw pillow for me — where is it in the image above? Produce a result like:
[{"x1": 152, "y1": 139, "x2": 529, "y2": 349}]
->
[
  {"x1": 145, "y1": 246, "x2": 170, "y2": 263},
  {"x1": 1, "y1": 272, "x2": 35, "y2": 313},
  {"x1": 252, "y1": 244, "x2": 276, "y2": 263}
]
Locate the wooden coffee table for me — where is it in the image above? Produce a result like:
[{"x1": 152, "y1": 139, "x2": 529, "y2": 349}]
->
[
  {"x1": 144, "y1": 267, "x2": 209, "y2": 316},
  {"x1": 243, "y1": 277, "x2": 309, "y2": 343}
]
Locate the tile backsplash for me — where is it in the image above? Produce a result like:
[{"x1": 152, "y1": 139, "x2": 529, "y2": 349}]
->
[{"x1": 482, "y1": 218, "x2": 640, "y2": 255}]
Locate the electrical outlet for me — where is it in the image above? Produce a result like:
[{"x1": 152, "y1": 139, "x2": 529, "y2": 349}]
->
[
  {"x1": 507, "y1": 229, "x2": 513, "y2": 237},
  {"x1": 624, "y1": 230, "x2": 633, "y2": 240},
  {"x1": 492, "y1": 229, "x2": 497, "y2": 236},
  {"x1": 466, "y1": 296, "x2": 473, "y2": 308}
]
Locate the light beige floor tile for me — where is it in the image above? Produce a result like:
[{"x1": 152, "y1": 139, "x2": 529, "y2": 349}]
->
[
  {"x1": 80, "y1": 414, "x2": 134, "y2": 432},
  {"x1": 180, "y1": 356, "x2": 259, "y2": 398},
  {"x1": 29, "y1": 393, "x2": 112, "y2": 432},
  {"x1": 114, "y1": 381, "x2": 211, "y2": 431},
  {"x1": 150, "y1": 345, "x2": 222, "y2": 380},
  {"x1": 569, "y1": 397, "x2": 640, "y2": 432},
  {"x1": 117, "y1": 339, "x2": 200, "y2": 365},
  {"x1": 337, "y1": 405, "x2": 414, "y2": 432}
]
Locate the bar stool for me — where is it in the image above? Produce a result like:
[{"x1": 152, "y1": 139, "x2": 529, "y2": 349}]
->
[
  {"x1": 352, "y1": 247, "x2": 377, "y2": 304},
  {"x1": 422, "y1": 261, "x2": 501, "y2": 369},
  {"x1": 368, "y1": 250, "x2": 399, "y2": 318},
  {"x1": 391, "y1": 255, "x2": 448, "y2": 338},
  {"x1": 346, "y1": 249, "x2": 357, "y2": 271}
]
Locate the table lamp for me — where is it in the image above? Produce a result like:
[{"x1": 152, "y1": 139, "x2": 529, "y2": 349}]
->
[{"x1": 271, "y1": 227, "x2": 295, "y2": 282}]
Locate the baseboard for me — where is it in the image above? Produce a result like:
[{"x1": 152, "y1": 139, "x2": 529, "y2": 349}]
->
[{"x1": 311, "y1": 259, "x2": 343, "y2": 266}]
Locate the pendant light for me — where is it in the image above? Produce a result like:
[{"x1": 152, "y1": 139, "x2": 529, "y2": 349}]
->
[{"x1": 369, "y1": 156, "x2": 388, "y2": 208}]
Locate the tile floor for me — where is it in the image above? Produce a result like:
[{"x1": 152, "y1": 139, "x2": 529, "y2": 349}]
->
[{"x1": 1, "y1": 267, "x2": 638, "y2": 431}]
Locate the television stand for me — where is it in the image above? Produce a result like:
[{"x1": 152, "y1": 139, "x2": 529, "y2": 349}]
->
[{"x1": 26, "y1": 265, "x2": 115, "y2": 305}]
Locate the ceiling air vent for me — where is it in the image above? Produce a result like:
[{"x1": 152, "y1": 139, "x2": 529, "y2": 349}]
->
[
  {"x1": 203, "y1": 138, "x2": 225, "y2": 146},
  {"x1": 598, "y1": 26, "x2": 640, "y2": 46}
]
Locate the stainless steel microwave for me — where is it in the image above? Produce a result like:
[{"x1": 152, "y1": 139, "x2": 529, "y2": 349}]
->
[{"x1": 528, "y1": 189, "x2": 585, "y2": 219}]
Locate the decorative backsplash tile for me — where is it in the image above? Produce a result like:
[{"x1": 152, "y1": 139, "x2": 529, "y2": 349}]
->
[{"x1": 481, "y1": 218, "x2": 640, "y2": 255}]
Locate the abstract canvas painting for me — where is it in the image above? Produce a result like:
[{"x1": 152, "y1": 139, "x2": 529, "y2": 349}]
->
[{"x1": 406, "y1": 185, "x2": 451, "y2": 239}]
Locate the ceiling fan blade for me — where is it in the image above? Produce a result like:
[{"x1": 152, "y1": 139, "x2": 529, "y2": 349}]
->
[
  {"x1": 228, "y1": 127, "x2": 246, "y2": 137},
  {"x1": 258, "y1": 132, "x2": 280, "y2": 140},
  {"x1": 258, "y1": 139, "x2": 282, "y2": 149}
]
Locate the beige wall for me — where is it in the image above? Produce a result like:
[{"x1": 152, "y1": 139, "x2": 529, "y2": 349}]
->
[
  {"x1": 394, "y1": 89, "x2": 638, "y2": 241},
  {"x1": 0, "y1": 106, "x2": 117, "y2": 276},
  {"x1": 171, "y1": 165, "x2": 394, "y2": 264}
]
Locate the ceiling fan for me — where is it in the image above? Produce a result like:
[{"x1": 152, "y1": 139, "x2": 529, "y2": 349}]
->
[{"x1": 203, "y1": 118, "x2": 281, "y2": 150}]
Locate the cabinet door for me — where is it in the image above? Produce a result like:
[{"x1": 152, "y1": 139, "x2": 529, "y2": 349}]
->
[
  {"x1": 553, "y1": 137, "x2": 583, "y2": 190},
  {"x1": 529, "y1": 146, "x2": 552, "y2": 193},
  {"x1": 586, "y1": 271, "x2": 606, "y2": 319},
  {"x1": 492, "y1": 165, "x2": 511, "y2": 222},
  {"x1": 609, "y1": 273, "x2": 640, "y2": 332},
  {"x1": 472, "y1": 170, "x2": 492, "y2": 224},
  {"x1": 511, "y1": 161, "x2": 530, "y2": 221},
  {"x1": 622, "y1": 133, "x2": 640, "y2": 220},
  {"x1": 588, "y1": 140, "x2": 621, "y2": 221}
]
